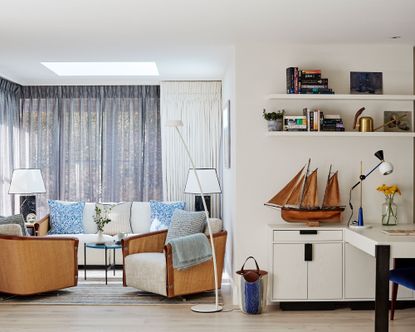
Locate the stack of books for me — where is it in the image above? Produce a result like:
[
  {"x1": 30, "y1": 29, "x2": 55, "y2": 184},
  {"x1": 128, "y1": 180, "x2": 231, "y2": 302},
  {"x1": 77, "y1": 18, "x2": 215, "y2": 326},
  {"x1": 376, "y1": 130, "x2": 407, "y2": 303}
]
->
[
  {"x1": 286, "y1": 68, "x2": 335, "y2": 94},
  {"x1": 303, "y1": 108, "x2": 344, "y2": 132}
]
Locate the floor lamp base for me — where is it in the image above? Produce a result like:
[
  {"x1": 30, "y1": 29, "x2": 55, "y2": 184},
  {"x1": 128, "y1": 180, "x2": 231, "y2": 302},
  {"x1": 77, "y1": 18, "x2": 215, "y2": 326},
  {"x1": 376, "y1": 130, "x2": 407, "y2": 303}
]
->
[{"x1": 191, "y1": 304, "x2": 223, "y2": 313}]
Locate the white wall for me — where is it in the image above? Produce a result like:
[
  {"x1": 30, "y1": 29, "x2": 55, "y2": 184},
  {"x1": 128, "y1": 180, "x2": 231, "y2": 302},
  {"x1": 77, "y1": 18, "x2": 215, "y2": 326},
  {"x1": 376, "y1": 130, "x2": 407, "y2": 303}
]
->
[
  {"x1": 227, "y1": 43, "x2": 414, "y2": 300},
  {"x1": 221, "y1": 49, "x2": 236, "y2": 278}
]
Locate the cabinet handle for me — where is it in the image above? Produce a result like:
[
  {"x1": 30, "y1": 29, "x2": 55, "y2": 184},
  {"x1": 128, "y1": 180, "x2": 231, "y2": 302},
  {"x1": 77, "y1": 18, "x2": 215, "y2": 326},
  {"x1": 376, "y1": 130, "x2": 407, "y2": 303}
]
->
[
  {"x1": 304, "y1": 243, "x2": 313, "y2": 261},
  {"x1": 300, "y1": 230, "x2": 318, "y2": 235}
]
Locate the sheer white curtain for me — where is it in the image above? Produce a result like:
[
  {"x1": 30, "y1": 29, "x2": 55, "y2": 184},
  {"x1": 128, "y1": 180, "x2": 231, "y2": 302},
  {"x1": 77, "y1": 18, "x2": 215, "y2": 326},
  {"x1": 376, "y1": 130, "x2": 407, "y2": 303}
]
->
[
  {"x1": 161, "y1": 81, "x2": 222, "y2": 218},
  {"x1": 0, "y1": 78, "x2": 20, "y2": 216}
]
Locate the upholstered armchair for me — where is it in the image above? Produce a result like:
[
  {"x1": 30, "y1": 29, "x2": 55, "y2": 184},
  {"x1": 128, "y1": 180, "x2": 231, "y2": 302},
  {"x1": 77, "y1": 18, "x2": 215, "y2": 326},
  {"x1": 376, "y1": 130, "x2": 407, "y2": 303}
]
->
[
  {"x1": 122, "y1": 230, "x2": 227, "y2": 298},
  {"x1": 0, "y1": 231, "x2": 79, "y2": 296}
]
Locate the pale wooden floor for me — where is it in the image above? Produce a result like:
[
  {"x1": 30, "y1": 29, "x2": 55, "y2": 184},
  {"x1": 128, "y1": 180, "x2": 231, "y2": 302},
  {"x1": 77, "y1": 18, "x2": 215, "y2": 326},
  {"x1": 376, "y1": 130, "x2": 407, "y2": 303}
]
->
[
  {"x1": 0, "y1": 305, "x2": 414, "y2": 331},
  {"x1": 1, "y1": 271, "x2": 414, "y2": 331}
]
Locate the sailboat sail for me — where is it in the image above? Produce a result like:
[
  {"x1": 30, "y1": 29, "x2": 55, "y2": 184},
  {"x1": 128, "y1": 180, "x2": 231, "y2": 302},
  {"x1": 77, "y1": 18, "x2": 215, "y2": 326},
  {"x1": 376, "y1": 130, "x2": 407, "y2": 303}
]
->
[
  {"x1": 265, "y1": 166, "x2": 304, "y2": 207},
  {"x1": 285, "y1": 175, "x2": 305, "y2": 207},
  {"x1": 301, "y1": 169, "x2": 318, "y2": 208},
  {"x1": 322, "y1": 171, "x2": 341, "y2": 208}
]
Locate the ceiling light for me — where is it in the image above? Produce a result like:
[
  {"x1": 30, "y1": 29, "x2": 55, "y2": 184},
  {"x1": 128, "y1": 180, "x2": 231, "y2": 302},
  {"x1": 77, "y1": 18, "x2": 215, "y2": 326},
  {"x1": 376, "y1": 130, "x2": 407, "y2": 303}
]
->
[{"x1": 41, "y1": 62, "x2": 159, "y2": 76}]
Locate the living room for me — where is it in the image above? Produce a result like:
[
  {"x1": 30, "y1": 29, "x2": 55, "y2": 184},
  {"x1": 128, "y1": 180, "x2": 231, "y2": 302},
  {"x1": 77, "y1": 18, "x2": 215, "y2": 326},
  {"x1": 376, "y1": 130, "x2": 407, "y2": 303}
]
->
[{"x1": 1, "y1": 1, "x2": 415, "y2": 331}]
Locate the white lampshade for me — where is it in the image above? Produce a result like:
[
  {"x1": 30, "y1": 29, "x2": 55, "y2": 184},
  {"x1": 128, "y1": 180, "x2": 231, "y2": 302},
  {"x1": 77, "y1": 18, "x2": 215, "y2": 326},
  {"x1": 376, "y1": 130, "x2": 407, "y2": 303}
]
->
[
  {"x1": 379, "y1": 161, "x2": 394, "y2": 176},
  {"x1": 9, "y1": 169, "x2": 46, "y2": 194},
  {"x1": 184, "y1": 168, "x2": 221, "y2": 194}
]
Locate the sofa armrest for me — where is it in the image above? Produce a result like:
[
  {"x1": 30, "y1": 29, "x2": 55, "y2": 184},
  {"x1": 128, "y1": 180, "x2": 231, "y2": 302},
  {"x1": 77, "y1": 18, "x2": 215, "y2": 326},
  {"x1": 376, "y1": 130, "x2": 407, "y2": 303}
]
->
[
  {"x1": 122, "y1": 230, "x2": 168, "y2": 257},
  {"x1": 34, "y1": 214, "x2": 50, "y2": 236}
]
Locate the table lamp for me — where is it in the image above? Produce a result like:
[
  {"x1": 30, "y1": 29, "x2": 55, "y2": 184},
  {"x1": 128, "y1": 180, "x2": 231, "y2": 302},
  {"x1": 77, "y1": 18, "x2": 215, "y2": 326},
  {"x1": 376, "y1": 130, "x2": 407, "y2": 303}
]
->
[
  {"x1": 9, "y1": 168, "x2": 46, "y2": 222},
  {"x1": 184, "y1": 168, "x2": 221, "y2": 216},
  {"x1": 167, "y1": 119, "x2": 222, "y2": 313},
  {"x1": 348, "y1": 150, "x2": 393, "y2": 228}
]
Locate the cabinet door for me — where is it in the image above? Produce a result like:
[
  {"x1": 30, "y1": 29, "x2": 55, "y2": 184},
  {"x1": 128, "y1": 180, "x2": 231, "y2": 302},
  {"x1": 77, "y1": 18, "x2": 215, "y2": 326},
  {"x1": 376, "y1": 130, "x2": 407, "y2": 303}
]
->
[
  {"x1": 272, "y1": 243, "x2": 307, "y2": 300},
  {"x1": 308, "y1": 242, "x2": 343, "y2": 300}
]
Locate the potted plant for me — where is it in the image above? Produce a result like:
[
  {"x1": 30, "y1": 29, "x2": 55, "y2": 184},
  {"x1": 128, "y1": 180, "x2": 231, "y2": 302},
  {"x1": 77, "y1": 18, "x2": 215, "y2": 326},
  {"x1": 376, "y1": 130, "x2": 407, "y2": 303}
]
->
[
  {"x1": 263, "y1": 109, "x2": 285, "y2": 131},
  {"x1": 94, "y1": 206, "x2": 112, "y2": 244}
]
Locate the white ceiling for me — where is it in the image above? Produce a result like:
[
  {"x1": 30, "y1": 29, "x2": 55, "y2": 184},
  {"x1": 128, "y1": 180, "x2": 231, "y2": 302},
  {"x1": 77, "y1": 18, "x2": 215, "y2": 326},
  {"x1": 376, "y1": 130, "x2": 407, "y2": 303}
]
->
[{"x1": 0, "y1": 0, "x2": 414, "y2": 85}]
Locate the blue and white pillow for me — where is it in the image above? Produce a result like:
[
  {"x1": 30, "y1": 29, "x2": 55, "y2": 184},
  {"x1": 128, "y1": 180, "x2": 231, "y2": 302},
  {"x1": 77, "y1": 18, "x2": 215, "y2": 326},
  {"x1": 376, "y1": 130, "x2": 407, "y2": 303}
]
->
[
  {"x1": 48, "y1": 200, "x2": 85, "y2": 235},
  {"x1": 149, "y1": 200, "x2": 185, "y2": 232}
]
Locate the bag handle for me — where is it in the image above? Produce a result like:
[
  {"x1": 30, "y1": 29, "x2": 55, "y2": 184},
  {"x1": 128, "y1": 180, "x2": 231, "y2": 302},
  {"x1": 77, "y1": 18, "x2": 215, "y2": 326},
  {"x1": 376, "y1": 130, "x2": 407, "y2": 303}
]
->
[{"x1": 240, "y1": 256, "x2": 260, "y2": 274}]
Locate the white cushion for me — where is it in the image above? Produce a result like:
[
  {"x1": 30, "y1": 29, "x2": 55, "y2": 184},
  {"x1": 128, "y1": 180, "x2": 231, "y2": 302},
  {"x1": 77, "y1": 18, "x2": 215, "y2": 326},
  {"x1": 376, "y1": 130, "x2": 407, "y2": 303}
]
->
[
  {"x1": 0, "y1": 224, "x2": 23, "y2": 236},
  {"x1": 83, "y1": 202, "x2": 97, "y2": 234},
  {"x1": 97, "y1": 202, "x2": 132, "y2": 235},
  {"x1": 204, "y1": 218, "x2": 223, "y2": 235},
  {"x1": 125, "y1": 252, "x2": 167, "y2": 296},
  {"x1": 130, "y1": 202, "x2": 152, "y2": 234},
  {"x1": 48, "y1": 233, "x2": 117, "y2": 265}
]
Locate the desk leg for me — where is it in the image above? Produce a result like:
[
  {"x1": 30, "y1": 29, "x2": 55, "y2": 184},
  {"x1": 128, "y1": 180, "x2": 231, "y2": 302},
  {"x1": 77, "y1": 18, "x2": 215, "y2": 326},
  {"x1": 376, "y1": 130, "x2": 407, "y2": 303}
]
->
[
  {"x1": 375, "y1": 245, "x2": 390, "y2": 332},
  {"x1": 105, "y1": 247, "x2": 108, "y2": 285},
  {"x1": 113, "y1": 248, "x2": 116, "y2": 276},
  {"x1": 84, "y1": 243, "x2": 86, "y2": 280}
]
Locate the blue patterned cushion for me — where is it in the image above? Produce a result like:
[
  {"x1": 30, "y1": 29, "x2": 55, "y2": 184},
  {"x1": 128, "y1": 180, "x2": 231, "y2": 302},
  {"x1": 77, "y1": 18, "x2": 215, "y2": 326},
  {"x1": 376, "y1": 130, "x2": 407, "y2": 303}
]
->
[
  {"x1": 149, "y1": 201, "x2": 185, "y2": 231},
  {"x1": 48, "y1": 200, "x2": 85, "y2": 234}
]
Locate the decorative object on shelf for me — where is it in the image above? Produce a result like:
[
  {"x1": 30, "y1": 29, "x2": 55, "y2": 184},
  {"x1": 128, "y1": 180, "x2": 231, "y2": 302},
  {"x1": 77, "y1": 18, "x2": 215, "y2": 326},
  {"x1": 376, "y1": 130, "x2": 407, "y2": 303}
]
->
[
  {"x1": 223, "y1": 100, "x2": 231, "y2": 168},
  {"x1": 167, "y1": 119, "x2": 222, "y2": 313},
  {"x1": 94, "y1": 206, "x2": 112, "y2": 244},
  {"x1": 265, "y1": 159, "x2": 345, "y2": 226},
  {"x1": 377, "y1": 184, "x2": 400, "y2": 226},
  {"x1": 350, "y1": 72, "x2": 383, "y2": 94},
  {"x1": 184, "y1": 168, "x2": 221, "y2": 216},
  {"x1": 263, "y1": 109, "x2": 284, "y2": 131},
  {"x1": 8, "y1": 168, "x2": 46, "y2": 222},
  {"x1": 383, "y1": 111, "x2": 411, "y2": 132},
  {"x1": 283, "y1": 115, "x2": 307, "y2": 131},
  {"x1": 353, "y1": 107, "x2": 374, "y2": 132},
  {"x1": 347, "y1": 150, "x2": 394, "y2": 228}
]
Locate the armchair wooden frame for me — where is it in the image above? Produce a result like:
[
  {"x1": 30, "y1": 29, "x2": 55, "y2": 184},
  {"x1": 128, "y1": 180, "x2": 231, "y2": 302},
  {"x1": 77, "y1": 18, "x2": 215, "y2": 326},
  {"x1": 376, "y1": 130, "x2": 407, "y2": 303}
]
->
[
  {"x1": 122, "y1": 230, "x2": 227, "y2": 298},
  {"x1": 0, "y1": 235, "x2": 79, "y2": 295}
]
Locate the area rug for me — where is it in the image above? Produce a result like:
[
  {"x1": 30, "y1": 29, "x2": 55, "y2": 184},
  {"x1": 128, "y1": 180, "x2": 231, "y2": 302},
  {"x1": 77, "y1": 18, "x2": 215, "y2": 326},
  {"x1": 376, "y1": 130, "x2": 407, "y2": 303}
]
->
[{"x1": 0, "y1": 277, "x2": 222, "y2": 305}]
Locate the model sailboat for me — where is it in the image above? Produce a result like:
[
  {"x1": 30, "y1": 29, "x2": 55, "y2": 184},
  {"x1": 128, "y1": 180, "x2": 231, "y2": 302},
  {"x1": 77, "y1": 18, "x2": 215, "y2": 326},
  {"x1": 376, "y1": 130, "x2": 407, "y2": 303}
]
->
[{"x1": 265, "y1": 159, "x2": 345, "y2": 226}]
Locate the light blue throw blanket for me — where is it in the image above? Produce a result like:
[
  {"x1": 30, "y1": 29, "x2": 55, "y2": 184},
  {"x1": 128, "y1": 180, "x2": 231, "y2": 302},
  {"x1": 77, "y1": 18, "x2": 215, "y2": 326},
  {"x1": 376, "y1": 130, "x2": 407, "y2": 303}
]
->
[{"x1": 168, "y1": 233, "x2": 212, "y2": 270}]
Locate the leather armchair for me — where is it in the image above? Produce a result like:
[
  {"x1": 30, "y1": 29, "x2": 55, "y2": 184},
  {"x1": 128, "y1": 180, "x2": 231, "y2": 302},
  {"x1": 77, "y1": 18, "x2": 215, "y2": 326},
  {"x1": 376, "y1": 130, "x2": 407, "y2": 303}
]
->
[
  {"x1": 122, "y1": 230, "x2": 227, "y2": 298},
  {"x1": 0, "y1": 235, "x2": 79, "y2": 295}
]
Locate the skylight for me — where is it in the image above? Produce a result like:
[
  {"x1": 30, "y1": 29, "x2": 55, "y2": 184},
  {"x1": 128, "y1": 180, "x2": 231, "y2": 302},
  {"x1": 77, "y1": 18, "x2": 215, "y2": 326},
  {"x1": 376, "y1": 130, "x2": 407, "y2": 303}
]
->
[{"x1": 41, "y1": 62, "x2": 159, "y2": 76}]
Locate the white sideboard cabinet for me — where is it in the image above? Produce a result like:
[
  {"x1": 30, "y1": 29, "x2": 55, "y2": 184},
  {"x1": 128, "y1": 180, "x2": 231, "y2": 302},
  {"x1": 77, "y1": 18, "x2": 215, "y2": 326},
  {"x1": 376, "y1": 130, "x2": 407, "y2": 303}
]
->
[{"x1": 271, "y1": 227, "x2": 343, "y2": 301}]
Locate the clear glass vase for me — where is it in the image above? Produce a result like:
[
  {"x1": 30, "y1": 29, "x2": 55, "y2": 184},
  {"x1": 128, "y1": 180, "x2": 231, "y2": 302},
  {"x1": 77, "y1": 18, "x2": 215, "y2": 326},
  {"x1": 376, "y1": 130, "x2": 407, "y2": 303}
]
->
[{"x1": 382, "y1": 197, "x2": 398, "y2": 226}]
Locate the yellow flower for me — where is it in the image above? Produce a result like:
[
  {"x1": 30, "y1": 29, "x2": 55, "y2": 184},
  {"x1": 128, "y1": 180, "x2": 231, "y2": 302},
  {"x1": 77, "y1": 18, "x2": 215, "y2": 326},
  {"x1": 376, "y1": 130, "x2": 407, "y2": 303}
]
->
[{"x1": 377, "y1": 184, "x2": 401, "y2": 197}]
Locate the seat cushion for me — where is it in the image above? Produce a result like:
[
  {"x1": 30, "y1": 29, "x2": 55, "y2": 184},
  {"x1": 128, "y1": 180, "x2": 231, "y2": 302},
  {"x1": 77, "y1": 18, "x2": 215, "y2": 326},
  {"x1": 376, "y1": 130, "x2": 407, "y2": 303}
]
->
[
  {"x1": 125, "y1": 252, "x2": 167, "y2": 296},
  {"x1": 390, "y1": 268, "x2": 415, "y2": 290},
  {"x1": 0, "y1": 214, "x2": 28, "y2": 236},
  {"x1": 48, "y1": 200, "x2": 85, "y2": 234}
]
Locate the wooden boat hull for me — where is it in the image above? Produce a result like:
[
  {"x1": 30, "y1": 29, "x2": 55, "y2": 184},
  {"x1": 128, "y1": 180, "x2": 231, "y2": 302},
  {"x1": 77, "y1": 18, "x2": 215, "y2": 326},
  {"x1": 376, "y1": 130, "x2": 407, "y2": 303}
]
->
[{"x1": 281, "y1": 208, "x2": 343, "y2": 224}]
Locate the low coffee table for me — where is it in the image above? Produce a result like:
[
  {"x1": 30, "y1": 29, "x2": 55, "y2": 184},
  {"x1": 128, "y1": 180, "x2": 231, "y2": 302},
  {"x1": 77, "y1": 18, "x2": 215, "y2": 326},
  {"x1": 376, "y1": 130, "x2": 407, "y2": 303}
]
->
[{"x1": 84, "y1": 242, "x2": 122, "y2": 285}]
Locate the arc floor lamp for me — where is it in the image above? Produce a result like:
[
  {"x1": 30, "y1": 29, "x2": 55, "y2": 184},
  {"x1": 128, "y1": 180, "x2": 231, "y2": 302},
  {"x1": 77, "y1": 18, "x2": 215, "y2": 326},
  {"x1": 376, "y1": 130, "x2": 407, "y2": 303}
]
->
[{"x1": 167, "y1": 119, "x2": 222, "y2": 313}]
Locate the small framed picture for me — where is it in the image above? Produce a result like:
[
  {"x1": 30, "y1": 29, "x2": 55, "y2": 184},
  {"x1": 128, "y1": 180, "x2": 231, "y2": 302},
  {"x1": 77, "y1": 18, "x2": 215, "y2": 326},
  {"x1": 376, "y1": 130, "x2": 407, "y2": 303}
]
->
[
  {"x1": 350, "y1": 72, "x2": 383, "y2": 94},
  {"x1": 383, "y1": 111, "x2": 412, "y2": 132},
  {"x1": 223, "y1": 100, "x2": 231, "y2": 169}
]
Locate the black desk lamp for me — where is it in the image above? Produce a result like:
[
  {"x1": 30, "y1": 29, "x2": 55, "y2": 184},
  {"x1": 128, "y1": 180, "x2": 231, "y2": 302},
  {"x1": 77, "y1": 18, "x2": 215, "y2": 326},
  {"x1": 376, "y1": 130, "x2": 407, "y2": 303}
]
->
[{"x1": 348, "y1": 150, "x2": 393, "y2": 227}]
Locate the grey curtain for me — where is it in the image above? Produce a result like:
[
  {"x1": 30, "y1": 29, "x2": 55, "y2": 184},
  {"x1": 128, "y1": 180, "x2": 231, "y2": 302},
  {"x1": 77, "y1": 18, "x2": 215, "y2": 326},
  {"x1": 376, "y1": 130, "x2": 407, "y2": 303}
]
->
[
  {"x1": 20, "y1": 86, "x2": 162, "y2": 216},
  {"x1": 0, "y1": 78, "x2": 21, "y2": 216}
]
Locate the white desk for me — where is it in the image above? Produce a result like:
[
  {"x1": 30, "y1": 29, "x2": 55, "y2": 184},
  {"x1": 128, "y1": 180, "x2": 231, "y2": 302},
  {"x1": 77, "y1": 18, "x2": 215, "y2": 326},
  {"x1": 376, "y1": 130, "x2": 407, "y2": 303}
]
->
[{"x1": 344, "y1": 224, "x2": 415, "y2": 332}]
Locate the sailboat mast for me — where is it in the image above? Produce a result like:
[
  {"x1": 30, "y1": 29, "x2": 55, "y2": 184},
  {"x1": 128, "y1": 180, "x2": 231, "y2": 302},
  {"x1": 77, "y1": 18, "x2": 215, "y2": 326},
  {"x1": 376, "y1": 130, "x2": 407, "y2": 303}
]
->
[
  {"x1": 299, "y1": 158, "x2": 311, "y2": 208},
  {"x1": 322, "y1": 164, "x2": 332, "y2": 207}
]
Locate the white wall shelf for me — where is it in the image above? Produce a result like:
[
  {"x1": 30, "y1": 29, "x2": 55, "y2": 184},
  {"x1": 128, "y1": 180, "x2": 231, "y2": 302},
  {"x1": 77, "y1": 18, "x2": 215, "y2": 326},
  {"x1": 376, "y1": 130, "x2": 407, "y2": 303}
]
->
[
  {"x1": 266, "y1": 131, "x2": 415, "y2": 137},
  {"x1": 267, "y1": 94, "x2": 415, "y2": 101}
]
